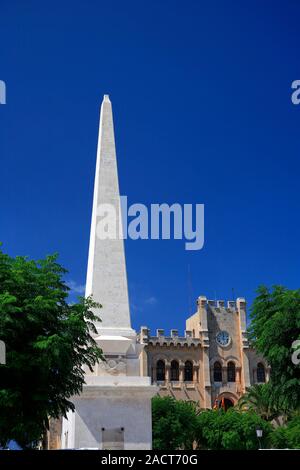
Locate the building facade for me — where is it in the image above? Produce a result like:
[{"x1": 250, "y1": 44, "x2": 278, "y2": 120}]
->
[{"x1": 139, "y1": 296, "x2": 269, "y2": 410}]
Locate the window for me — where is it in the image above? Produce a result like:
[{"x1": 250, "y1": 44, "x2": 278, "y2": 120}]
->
[
  {"x1": 170, "y1": 360, "x2": 179, "y2": 381},
  {"x1": 213, "y1": 361, "x2": 222, "y2": 382},
  {"x1": 156, "y1": 360, "x2": 165, "y2": 381},
  {"x1": 257, "y1": 363, "x2": 266, "y2": 383},
  {"x1": 184, "y1": 360, "x2": 193, "y2": 381},
  {"x1": 227, "y1": 362, "x2": 236, "y2": 382}
]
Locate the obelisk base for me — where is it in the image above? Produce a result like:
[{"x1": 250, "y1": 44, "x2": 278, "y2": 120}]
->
[{"x1": 61, "y1": 377, "x2": 157, "y2": 450}]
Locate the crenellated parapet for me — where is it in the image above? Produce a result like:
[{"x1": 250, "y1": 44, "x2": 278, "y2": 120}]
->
[
  {"x1": 205, "y1": 299, "x2": 239, "y2": 313},
  {"x1": 138, "y1": 327, "x2": 201, "y2": 348}
]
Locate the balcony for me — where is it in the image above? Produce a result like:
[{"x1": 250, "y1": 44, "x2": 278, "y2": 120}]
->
[
  {"x1": 212, "y1": 382, "x2": 241, "y2": 394},
  {"x1": 153, "y1": 380, "x2": 197, "y2": 390}
]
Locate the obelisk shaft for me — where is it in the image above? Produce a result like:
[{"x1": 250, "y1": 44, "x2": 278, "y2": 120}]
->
[{"x1": 85, "y1": 95, "x2": 132, "y2": 334}]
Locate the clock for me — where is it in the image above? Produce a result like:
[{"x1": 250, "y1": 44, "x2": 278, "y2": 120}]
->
[{"x1": 216, "y1": 330, "x2": 230, "y2": 347}]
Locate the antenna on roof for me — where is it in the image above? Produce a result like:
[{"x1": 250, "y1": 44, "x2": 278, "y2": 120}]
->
[{"x1": 187, "y1": 264, "x2": 193, "y2": 315}]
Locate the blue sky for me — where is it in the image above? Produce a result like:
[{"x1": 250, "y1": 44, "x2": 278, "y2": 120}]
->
[{"x1": 1, "y1": 0, "x2": 300, "y2": 334}]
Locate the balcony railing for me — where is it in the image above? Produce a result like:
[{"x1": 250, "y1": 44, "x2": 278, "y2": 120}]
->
[{"x1": 153, "y1": 380, "x2": 197, "y2": 390}]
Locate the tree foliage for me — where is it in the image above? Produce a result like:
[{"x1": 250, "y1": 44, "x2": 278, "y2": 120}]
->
[
  {"x1": 237, "y1": 383, "x2": 285, "y2": 422},
  {"x1": 152, "y1": 397, "x2": 300, "y2": 450},
  {"x1": 270, "y1": 415, "x2": 300, "y2": 449},
  {"x1": 152, "y1": 396, "x2": 272, "y2": 450},
  {"x1": 152, "y1": 396, "x2": 198, "y2": 449},
  {"x1": 0, "y1": 248, "x2": 103, "y2": 447},
  {"x1": 195, "y1": 409, "x2": 272, "y2": 450},
  {"x1": 248, "y1": 285, "x2": 300, "y2": 411}
]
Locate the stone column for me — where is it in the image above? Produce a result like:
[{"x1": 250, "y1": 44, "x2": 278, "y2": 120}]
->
[
  {"x1": 165, "y1": 364, "x2": 170, "y2": 383},
  {"x1": 222, "y1": 367, "x2": 227, "y2": 385},
  {"x1": 152, "y1": 365, "x2": 157, "y2": 384},
  {"x1": 193, "y1": 365, "x2": 199, "y2": 383},
  {"x1": 179, "y1": 362, "x2": 184, "y2": 383}
]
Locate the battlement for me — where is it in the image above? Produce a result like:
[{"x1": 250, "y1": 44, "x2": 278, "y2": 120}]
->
[
  {"x1": 196, "y1": 296, "x2": 246, "y2": 312},
  {"x1": 138, "y1": 297, "x2": 247, "y2": 348},
  {"x1": 139, "y1": 326, "x2": 201, "y2": 347}
]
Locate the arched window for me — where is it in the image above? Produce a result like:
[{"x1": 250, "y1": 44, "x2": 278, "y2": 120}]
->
[
  {"x1": 156, "y1": 360, "x2": 165, "y2": 381},
  {"x1": 184, "y1": 361, "x2": 193, "y2": 381},
  {"x1": 213, "y1": 361, "x2": 222, "y2": 382},
  {"x1": 227, "y1": 362, "x2": 236, "y2": 382},
  {"x1": 257, "y1": 363, "x2": 266, "y2": 383},
  {"x1": 170, "y1": 360, "x2": 179, "y2": 381}
]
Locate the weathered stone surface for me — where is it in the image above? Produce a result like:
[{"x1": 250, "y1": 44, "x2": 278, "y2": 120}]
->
[{"x1": 85, "y1": 94, "x2": 132, "y2": 336}]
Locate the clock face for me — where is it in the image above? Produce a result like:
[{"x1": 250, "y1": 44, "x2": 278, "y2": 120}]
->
[{"x1": 216, "y1": 330, "x2": 230, "y2": 347}]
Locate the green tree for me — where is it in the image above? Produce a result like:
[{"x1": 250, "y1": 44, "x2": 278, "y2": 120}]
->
[
  {"x1": 196, "y1": 409, "x2": 272, "y2": 450},
  {"x1": 270, "y1": 415, "x2": 300, "y2": 449},
  {"x1": 152, "y1": 396, "x2": 198, "y2": 449},
  {"x1": 248, "y1": 285, "x2": 300, "y2": 411},
  {"x1": 0, "y1": 248, "x2": 103, "y2": 447},
  {"x1": 237, "y1": 383, "x2": 282, "y2": 422}
]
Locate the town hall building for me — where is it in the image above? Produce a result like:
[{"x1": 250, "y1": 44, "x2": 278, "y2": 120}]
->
[{"x1": 139, "y1": 296, "x2": 269, "y2": 410}]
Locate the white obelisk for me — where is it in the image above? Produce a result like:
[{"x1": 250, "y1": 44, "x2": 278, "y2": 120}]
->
[
  {"x1": 85, "y1": 94, "x2": 134, "y2": 337},
  {"x1": 61, "y1": 95, "x2": 157, "y2": 450}
]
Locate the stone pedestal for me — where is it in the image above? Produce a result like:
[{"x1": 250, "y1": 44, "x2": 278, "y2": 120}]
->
[
  {"x1": 62, "y1": 377, "x2": 154, "y2": 450},
  {"x1": 62, "y1": 333, "x2": 157, "y2": 449}
]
